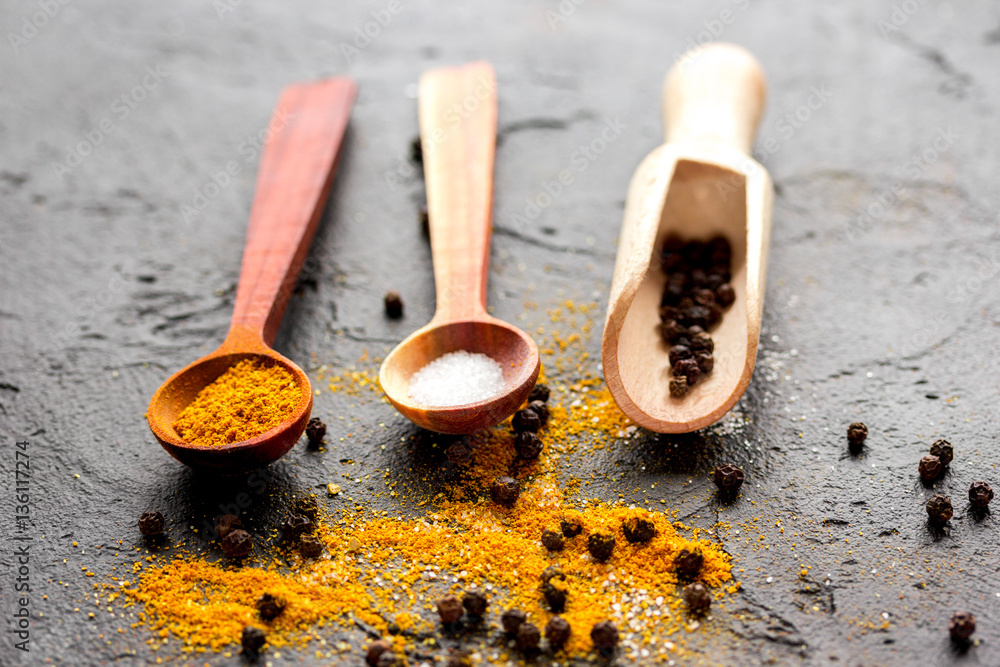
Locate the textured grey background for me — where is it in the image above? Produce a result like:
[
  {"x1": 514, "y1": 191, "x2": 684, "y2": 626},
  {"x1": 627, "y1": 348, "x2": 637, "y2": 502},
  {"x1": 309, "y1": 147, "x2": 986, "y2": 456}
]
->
[{"x1": 2, "y1": 0, "x2": 999, "y2": 665}]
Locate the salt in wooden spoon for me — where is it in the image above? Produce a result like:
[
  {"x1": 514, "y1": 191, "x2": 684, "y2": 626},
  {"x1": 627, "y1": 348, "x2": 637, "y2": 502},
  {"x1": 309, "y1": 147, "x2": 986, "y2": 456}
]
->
[
  {"x1": 602, "y1": 43, "x2": 772, "y2": 433},
  {"x1": 379, "y1": 62, "x2": 540, "y2": 434},
  {"x1": 147, "y1": 77, "x2": 357, "y2": 472}
]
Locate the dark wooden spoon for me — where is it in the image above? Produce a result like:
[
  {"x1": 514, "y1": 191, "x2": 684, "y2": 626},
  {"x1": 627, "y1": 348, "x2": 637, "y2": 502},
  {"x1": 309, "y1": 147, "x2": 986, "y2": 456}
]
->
[{"x1": 146, "y1": 78, "x2": 356, "y2": 473}]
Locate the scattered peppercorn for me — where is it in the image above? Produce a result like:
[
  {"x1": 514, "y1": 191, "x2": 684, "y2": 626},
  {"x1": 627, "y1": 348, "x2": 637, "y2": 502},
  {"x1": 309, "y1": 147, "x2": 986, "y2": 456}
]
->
[
  {"x1": 683, "y1": 582, "x2": 711, "y2": 616},
  {"x1": 281, "y1": 514, "x2": 312, "y2": 540},
  {"x1": 528, "y1": 383, "x2": 550, "y2": 403},
  {"x1": 512, "y1": 408, "x2": 541, "y2": 434},
  {"x1": 969, "y1": 481, "x2": 993, "y2": 509},
  {"x1": 299, "y1": 534, "x2": 323, "y2": 558},
  {"x1": 847, "y1": 422, "x2": 867, "y2": 450},
  {"x1": 305, "y1": 417, "x2": 326, "y2": 445},
  {"x1": 949, "y1": 611, "x2": 976, "y2": 641},
  {"x1": 516, "y1": 622, "x2": 541, "y2": 653},
  {"x1": 138, "y1": 511, "x2": 164, "y2": 536},
  {"x1": 919, "y1": 455, "x2": 943, "y2": 481},
  {"x1": 445, "y1": 441, "x2": 473, "y2": 466},
  {"x1": 716, "y1": 283, "x2": 736, "y2": 307},
  {"x1": 256, "y1": 593, "x2": 285, "y2": 621},
  {"x1": 461, "y1": 590, "x2": 488, "y2": 618},
  {"x1": 240, "y1": 626, "x2": 266, "y2": 655},
  {"x1": 215, "y1": 514, "x2": 240, "y2": 539},
  {"x1": 528, "y1": 399, "x2": 549, "y2": 426},
  {"x1": 541, "y1": 528, "x2": 565, "y2": 551},
  {"x1": 560, "y1": 516, "x2": 583, "y2": 538},
  {"x1": 542, "y1": 582, "x2": 567, "y2": 613},
  {"x1": 714, "y1": 464, "x2": 745, "y2": 494},
  {"x1": 436, "y1": 595, "x2": 463, "y2": 625},
  {"x1": 294, "y1": 495, "x2": 319, "y2": 520},
  {"x1": 587, "y1": 531, "x2": 615, "y2": 562},
  {"x1": 669, "y1": 374, "x2": 689, "y2": 398},
  {"x1": 675, "y1": 547, "x2": 704, "y2": 579},
  {"x1": 490, "y1": 476, "x2": 520, "y2": 507},
  {"x1": 622, "y1": 515, "x2": 656, "y2": 544},
  {"x1": 377, "y1": 652, "x2": 403, "y2": 667},
  {"x1": 221, "y1": 529, "x2": 252, "y2": 558},
  {"x1": 515, "y1": 431, "x2": 543, "y2": 460},
  {"x1": 545, "y1": 615, "x2": 571, "y2": 650},
  {"x1": 365, "y1": 639, "x2": 391, "y2": 666},
  {"x1": 590, "y1": 620, "x2": 619, "y2": 655},
  {"x1": 926, "y1": 494, "x2": 953, "y2": 524},
  {"x1": 501, "y1": 608, "x2": 526, "y2": 635},
  {"x1": 929, "y1": 439, "x2": 953, "y2": 466},
  {"x1": 384, "y1": 291, "x2": 404, "y2": 319}
]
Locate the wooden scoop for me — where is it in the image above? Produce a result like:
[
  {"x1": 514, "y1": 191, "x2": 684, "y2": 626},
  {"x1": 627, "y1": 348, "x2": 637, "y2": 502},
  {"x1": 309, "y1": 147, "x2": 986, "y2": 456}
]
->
[
  {"x1": 146, "y1": 78, "x2": 356, "y2": 473},
  {"x1": 379, "y1": 62, "x2": 540, "y2": 434},
  {"x1": 602, "y1": 43, "x2": 773, "y2": 433}
]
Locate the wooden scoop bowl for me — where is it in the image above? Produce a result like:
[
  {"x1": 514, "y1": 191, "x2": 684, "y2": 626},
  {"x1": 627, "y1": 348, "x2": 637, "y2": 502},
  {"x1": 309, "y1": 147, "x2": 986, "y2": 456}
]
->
[
  {"x1": 147, "y1": 78, "x2": 356, "y2": 473},
  {"x1": 379, "y1": 62, "x2": 540, "y2": 434},
  {"x1": 602, "y1": 43, "x2": 773, "y2": 433}
]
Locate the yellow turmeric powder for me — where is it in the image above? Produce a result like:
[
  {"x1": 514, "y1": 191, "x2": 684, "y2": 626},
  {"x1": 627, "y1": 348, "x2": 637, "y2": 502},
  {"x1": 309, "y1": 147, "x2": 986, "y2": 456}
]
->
[{"x1": 172, "y1": 358, "x2": 301, "y2": 446}]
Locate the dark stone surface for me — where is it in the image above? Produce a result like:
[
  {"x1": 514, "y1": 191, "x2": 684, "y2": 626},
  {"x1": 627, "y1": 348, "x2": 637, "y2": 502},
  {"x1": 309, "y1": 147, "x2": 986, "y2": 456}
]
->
[{"x1": 2, "y1": 1, "x2": 999, "y2": 665}]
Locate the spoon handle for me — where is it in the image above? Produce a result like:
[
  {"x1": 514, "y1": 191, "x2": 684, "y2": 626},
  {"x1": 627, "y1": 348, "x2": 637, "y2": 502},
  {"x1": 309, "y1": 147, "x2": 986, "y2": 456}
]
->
[
  {"x1": 228, "y1": 78, "x2": 357, "y2": 346},
  {"x1": 662, "y1": 43, "x2": 766, "y2": 154},
  {"x1": 419, "y1": 62, "x2": 497, "y2": 323}
]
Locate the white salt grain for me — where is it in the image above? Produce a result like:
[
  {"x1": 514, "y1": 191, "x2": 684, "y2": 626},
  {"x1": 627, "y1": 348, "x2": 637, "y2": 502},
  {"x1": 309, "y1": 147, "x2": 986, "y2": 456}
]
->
[{"x1": 408, "y1": 351, "x2": 505, "y2": 407}]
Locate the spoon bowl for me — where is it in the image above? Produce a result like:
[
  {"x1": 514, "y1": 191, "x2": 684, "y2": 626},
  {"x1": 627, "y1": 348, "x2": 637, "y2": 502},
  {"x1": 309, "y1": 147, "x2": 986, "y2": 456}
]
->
[
  {"x1": 146, "y1": 77, "x2": 356, "y2": 473},
  {"x1": 379, "y1": 62, "x2": 540, "y2": 434},
  {"x1": 380, "y1": 318, "x2": 539, "y2": 434}
]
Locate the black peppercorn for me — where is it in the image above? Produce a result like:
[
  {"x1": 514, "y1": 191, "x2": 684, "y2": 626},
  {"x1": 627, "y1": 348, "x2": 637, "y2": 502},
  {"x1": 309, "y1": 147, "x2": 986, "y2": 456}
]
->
[
  {"x1": 512, "y1": 408, "x2": 541, "y2": 434},
  {"x1": 138, "y1": 511, "x2": 164, "y2": 536},
  {"x1": 926, "y1": 494, "x2": 953, "y2": 524},
  {"x1": 541, "y1": 528, "x2": 565, "y2": 551},
  {"x1": 295, "y1": 495, "x2": 319, "y2": 521},
  {"x1": 515, "y1": 431, "x2": 543, "y2": 460},
  {"x1": 299, "y1": 534, "x2": 323, "y2": 558},
  {"x1": 365, "y1": 639, "x2": 391, "y2": 666},
  {"x1": 668, "y1": 344, "x2": 692, "y2": 365},
  {"x1": 919, "y1": 455, "x2": 943, "y2": 481},
  {"x1": 215, "y1": 514, "x2": 241, "y2": 539},
  {"x1": 256, "y1": 593, "x2": 285, "y2": 621},
  {"x1": 949, "y1": 611, "x2": 976, "y2": 641},
  {"x1": 847, "y1": 422, "x2": 867, "y2": 449},
  {"x1": 490, "y1": 476, "x2": 520, "y2": 507},
  {"x1": 528, "y1": 400, "x2": 549, "y2": 426},
  {"x1": 306, "y1": 417, "x2": 326, "y2": 444},
  {"x1": 241, "y1": 626, "x2": 266, "y2": 655},
  {"x1": 528, "y1": 383, "x2": 550, "y2": 403},
  {"x1": 689, "y1": 331, "x2": 714, "y2": 353},
  {"x1": 546, "y1": 615, "x2": 571, "y2": 650},
  {"x1": 540, "y1": 564, "x2": 565, "y2": 585},
  {"x1": 715, "y1": 283, "x2": 736, "y2": 307},
  {"x1": 669, "y1": 374, "x2": 689, "y2": 398},
  {"x1": 542, "y1": 581, "x2": 567, "y2": 612},
  {"x1": 693, "y1": 288, "x2": 716, "y2": 307},
  {"x1": 674, "y1": 357, "x2": 701, "y2": 386},
  {"x1": 622, "y1": 515, "x2": 656, "y2": 544},
  {"x1": 461, "y1": 590, "x2": 488, "y2": 618},
  {"x1": 419, "y1": 205, "x2": 430, "y2": 237},
  {"x1": 714, "y1": 464, "x2": 745, "y2": 494},
  {"x1": 659, "y1": 319, "x2": 688, "y2": 344},
  {"x1": 675, "y1": 547, "x2": 704, "y2": 579},
  {"x1": 409, "y1": 137, "x2": 423, "y2": 164},
  {"x1": 383, "y1": 291, "x2": 404, "y2": 318},
  {"x1": 436, "y1": 595, "x2": 463, "y2": 625},
  {"x1": 590, "y1": 620, "x2": 619, "y2": 655},
  {"x1": 377, "y1": 652, "x2": 403, "y2": 667},
  {"x1": 501, "y1": 608, "x2": 526, "y2": 635},
  {"x1": 221, "y1": 529, "x2": 252, "y2": 558},
  {"x1": 587, "y1": 531, "x2": 615, "y2": 562},
  {"x1": 560, "y1": 516, "x2": 583, "y2": 538},
  {"x1": 694, "y1": 351, "x2": 714, "y2": 374},
  {"x1": 446, "y1": 441, "x2": 473, "y2": 466},
  {"x1": 929, "y1": 439, "x2": 953, "y2": 466},
  {"x1": 969, "y1": 481, "x2": 993, "y2": 509},
  {"x1": 516, "y1": 622, "x2": 541, "y2": 653},
  {"x1": 281, "y1": 514, "x2": 312, "y2": 540},
  {"x1": 684, "y1": 582, "x2": 711, "y2": 615}
]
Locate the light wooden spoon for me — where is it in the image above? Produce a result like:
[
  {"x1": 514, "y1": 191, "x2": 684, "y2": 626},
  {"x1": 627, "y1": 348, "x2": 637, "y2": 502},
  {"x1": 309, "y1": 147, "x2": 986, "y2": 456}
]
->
[
  {"x1": 602, "y1": 43, "x2": 773, "y2": 433},
  {"x1": 147, "y1": 78, "x2": 356, "y2": 472},
  {"x1": 379, "y1": 62, "x2": 540, "y2": 434}
]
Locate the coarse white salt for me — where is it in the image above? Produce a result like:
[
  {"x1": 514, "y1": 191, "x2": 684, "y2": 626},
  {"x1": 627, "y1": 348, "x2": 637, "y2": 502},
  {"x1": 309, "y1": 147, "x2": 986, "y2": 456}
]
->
[{"x1": 407, "y1": 351, "x2": 505, "y2": 407}]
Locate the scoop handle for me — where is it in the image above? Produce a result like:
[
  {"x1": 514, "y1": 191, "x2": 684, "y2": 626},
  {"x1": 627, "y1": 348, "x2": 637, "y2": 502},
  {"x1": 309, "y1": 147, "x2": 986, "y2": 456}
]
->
[
  {"x1": 662, "y1": 43, "x2": 766, "y2": 154},
  {"x1": 419, "y1": 62, "x2": 497, "y2": 322},
  {"x1": 228, "y1": 78, "x2": 357, "y2": 346}
]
